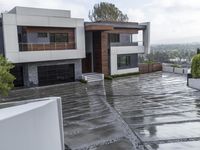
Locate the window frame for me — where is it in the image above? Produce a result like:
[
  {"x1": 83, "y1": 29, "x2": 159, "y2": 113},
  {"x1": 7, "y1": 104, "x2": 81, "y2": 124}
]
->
[
  {"x1": 109, "y1": 33, "x2": 120, "y2": 43},
  {"x1": 117, "y1": 54, "x2": 138, "y2": 70},
  {"x1": 50, "y1": 33, "x2": 69, "y2": 43},
  {"x1": 37, "y1": 32, "x2": 48, "y2": 38}
]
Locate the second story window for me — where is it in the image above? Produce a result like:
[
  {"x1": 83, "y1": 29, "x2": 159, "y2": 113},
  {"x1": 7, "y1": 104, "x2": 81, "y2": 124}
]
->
[
  {"x1": 50, "y1": 33, "x2": 69, "y2": 43},
  {"x1": 110, "y1": 33, "x2": 120, "y2": 43},
  {"x1": 38, "y1": 32, "x2": 48, "y2": 38}
]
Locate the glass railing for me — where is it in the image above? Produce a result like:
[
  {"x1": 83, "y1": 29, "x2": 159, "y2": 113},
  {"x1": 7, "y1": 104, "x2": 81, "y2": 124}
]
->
[
  {"x1": 110, "y1": 41, "x2": 143, "y2": 47},
  {"x1": 19, "y1": 42, "x2": 76, "y2": 51}
]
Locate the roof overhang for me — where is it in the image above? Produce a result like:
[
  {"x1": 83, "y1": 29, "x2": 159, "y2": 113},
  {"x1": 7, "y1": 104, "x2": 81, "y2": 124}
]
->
[
  {"x1": 85, "y1": 22, "x2": 146, "y2": 31},
  {"x1": 85, "y1": 25, "x2": 114, "y2": 31}
]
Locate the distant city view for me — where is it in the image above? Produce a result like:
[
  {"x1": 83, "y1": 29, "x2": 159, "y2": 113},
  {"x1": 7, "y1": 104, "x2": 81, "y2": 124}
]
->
[{"x1": 139, "y1": 43, "x2": 198, "y2": 67}]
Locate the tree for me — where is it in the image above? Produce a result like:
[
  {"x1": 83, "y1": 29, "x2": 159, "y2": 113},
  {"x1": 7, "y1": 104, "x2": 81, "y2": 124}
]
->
[
  {"x1": 89, "y1": 2, "x2": 129, "y2": 22},
  {"x1": 0, "y1": 55, "x2": 15, "y2": 96}
]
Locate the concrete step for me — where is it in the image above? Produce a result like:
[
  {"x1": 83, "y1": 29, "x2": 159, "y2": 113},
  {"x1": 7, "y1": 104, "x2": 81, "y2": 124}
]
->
[{"x1": 82, "y1": 73, "x2": 104, "y2": 83}]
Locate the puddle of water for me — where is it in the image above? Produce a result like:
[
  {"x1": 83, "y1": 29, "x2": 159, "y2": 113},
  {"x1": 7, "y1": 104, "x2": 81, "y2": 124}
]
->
[
  {"x1": 135, "y1": 122, "x2": 200, "y2": 142},
  {"x1": 147, "y1": 141, "x2": 200, "y2": 150}
]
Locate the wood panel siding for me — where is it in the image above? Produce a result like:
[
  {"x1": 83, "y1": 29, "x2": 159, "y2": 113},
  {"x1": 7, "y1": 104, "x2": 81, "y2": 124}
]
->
[
  {"x1": 92, "y1": 31, "x2": 109, "y2": 75},
  {"x1": 101, "y1": 32, "x2": 109, "y2": 76},
  {"x1": 107, "y1": 28, "x2": 138, "y2": 34},
  {"x1": 19, "y1": 42, "x2": 75, "y2": 51},
  {"x1": 85, "y1": 25, "x2": 113, "y2": 31},
  {"x1": 18, "y1": 26, "x2": 76, "y2": 51}
]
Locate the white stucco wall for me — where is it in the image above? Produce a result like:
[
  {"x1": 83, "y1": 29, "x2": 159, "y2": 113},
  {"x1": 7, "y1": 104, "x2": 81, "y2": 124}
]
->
[
  {"x1": 162, "y1": 64, "x2": 188, "y2": 75},
  {"x1": 110, "y1": 46, "x2": 143, "y2": 75},
  {"x1": 188, "y1": 78, "x2": 200, "y2": 90},
  {"x1": 0, "y1": 97, "x2": 64, "y2": 150},
  {"x1": 140, "y1": 22, "x2": 150, "y2": 54},
  {"x1": 9, "y1": 7, "x2": 71, "y2": 18},
  {"x1": 2, "y1": 7, "x2": 85, "y2": 63}
]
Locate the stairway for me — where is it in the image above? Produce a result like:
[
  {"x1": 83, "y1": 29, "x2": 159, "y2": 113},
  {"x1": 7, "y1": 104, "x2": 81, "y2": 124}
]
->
[{"x1": 82, "y1": 73, "x2": 104, "y2": 83}]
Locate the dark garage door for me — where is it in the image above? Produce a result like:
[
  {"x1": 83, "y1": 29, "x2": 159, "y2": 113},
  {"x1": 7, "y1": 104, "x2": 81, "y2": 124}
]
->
[
  {"x1": 10, "y1": 65, "x2": 24, "y2": 87},
  {"x1": 38, "y1": 64, "x2": 75, "y2": 86}
]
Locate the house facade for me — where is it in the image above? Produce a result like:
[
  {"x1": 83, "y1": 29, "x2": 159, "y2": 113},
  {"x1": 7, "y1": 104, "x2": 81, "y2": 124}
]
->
[
  {"x1": 83, "y1": 22, "x2": 150, "y2": 76},
  {"x1": 0, "y1": 7, "x2": 150, "y2": 87},
  {"x1": 0, "y1": 7, "x2": 85, "y2": 87}
]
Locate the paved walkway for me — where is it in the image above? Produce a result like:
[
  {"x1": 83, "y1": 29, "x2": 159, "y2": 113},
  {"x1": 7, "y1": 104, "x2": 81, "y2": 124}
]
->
[{"x1": 1, "y1": 72, "x2": 200, "y2": 150}]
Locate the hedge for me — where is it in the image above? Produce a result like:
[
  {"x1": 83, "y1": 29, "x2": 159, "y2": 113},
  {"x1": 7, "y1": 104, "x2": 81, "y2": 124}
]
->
[{"x1": 191, "y1": 54, "x2": 200, "y2": 78}]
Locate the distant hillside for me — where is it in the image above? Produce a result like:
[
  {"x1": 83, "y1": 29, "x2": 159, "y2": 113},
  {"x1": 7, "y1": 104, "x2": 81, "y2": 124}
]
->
[{"x1": 151, "y1": 43, "x2": 200, "y2": 53}]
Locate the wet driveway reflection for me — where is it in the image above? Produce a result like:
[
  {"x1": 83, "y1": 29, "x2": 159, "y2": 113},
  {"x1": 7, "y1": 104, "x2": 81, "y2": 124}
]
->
[
  {"x1": 105, "y1": 72, "x2": 200, "y2": 150},
  {"x1": 2, "y1": 72, "x2": 200, "y2": 150}
]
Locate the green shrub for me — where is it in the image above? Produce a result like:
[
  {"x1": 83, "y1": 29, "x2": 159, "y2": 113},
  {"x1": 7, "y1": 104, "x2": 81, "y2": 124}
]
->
[
  {"x1": 79, "y1": 79, "x2": 87, "y2": 83},
  {"x1": 104, "y1": 76, "x2": 113, "y2": 80},
  {"x1": 0, "y1": 55, "x2": 15, "y2": 96},
  {"x1": 191, "y1": 54, "x2": 200, "y2": 78},
  {"x1": 111, "y1": 72, "x2": 140, "y2": 78}
]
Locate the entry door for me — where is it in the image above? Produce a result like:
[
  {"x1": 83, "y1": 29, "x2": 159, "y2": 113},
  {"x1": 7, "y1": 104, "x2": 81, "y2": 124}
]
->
[{"x1": 38, "y1": 64, "x2": 75, "y2": 86}]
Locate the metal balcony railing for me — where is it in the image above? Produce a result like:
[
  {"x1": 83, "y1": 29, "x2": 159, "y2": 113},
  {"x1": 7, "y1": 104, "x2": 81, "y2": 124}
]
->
[
  {"x1": 110, "y1": 41, "x2": 143, "y2": 47},
  {"x1": 19, "y1": 42, "x2": 76, "y2": 51}
]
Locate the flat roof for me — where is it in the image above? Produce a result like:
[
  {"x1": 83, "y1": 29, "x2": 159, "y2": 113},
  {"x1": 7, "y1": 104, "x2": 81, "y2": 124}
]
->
[
  {"x1": 85, "y1": 21, "x2": 146, "y2": 30},
  {"x1": 8, "y1": 6, "x2": 71, "y2": 18}
]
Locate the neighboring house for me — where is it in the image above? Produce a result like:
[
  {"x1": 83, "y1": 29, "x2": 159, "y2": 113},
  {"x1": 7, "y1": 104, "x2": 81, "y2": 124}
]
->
[
  {"x1": 1, "y1": 7, "x2": 85, "y2": 87},
  {"x1": 83, "y1": 22, "x2": 150, "y2": 76}
]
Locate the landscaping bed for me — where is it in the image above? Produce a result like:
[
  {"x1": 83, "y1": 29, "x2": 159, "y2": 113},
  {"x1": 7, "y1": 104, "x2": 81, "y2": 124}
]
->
[{"x1": 139, "y1": 62, "x2": 162, "y2": 74}]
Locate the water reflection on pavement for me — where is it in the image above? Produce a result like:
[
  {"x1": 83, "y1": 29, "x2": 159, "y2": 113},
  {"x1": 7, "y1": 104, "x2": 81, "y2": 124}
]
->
[
  {"x1": 105, "y1": 72, "x2": 200, "y2": 150},
  {"x1": 2, "y1": 72, "x2": 200, "y2": 150}
]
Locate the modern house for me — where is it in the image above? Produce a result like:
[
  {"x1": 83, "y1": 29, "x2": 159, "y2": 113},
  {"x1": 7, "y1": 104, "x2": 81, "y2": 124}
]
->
[
  {"x1": 0, "y1": 7, "x2": 150, "y2": 87},
  {"x1": 82, "y1": 22, "x2": 150, "y2": 76},
  {"x1": 0, "y1": 7, "x2": 85, "y2": 87}
]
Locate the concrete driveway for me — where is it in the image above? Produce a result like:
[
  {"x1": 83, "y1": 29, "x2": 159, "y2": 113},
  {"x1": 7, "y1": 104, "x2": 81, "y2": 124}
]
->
[
  {"x1": 105, "y1": 72, "x2": 200, "y2": 150},
  {"x1": 1, "y1": 72, "x2": 200, "y2": 150}
]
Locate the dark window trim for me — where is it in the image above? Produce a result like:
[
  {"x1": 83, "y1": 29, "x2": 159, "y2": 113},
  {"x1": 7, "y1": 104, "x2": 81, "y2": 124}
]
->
[
  {"x1": 38, "y1": 32, "x2": 48, "y2": 38},
  {"x1": 109, "y1": 33, "x2": 120, "y2": 43},
  {"x1": 117, "y1": 54, "x2": 138, "y2": 70}
]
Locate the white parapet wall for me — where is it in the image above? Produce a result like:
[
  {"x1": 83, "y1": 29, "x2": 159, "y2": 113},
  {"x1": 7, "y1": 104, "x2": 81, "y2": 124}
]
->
[
  {"x1": 162, "y1": 63, "x2": 188, "y2": 75},
  {"x1": 0, "y1": 97, "x2": 64, "y2": 150},
  {"x1": 110, "y1": 46, "x2": 143, "y2": 75},
  {"x1": 188, "y1": 78, "x2": 200, "y2": 90}
]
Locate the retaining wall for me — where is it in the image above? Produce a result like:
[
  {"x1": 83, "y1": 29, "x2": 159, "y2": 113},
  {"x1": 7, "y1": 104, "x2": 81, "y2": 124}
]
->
[
  {"x1": 139, "y1": 63, "x2": 162, "y2": 74},
  {"x1": 162, "y1": 64, "x2": 189, "y2": 75}
]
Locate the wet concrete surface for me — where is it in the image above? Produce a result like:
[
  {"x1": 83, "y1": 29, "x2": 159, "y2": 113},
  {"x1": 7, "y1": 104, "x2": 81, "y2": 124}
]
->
[
  {"x1": 0, "y1": 80, "x2": 138, "y2": 149},
  {"x1": 1, "y1": 72, "x2": 200, "y2": 150},
  {"x1": 104, "y1": 72, "x2": 200, "y2": 150}
]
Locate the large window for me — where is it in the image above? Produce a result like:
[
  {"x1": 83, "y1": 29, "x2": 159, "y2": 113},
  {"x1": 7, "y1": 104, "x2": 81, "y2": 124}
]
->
[
  {"x1": 117, "y1": 54, "x2": 138, "y2": 69},
  {"x1": 50, "y1": 33, "x2": 68, "y2": 43},
  {"x1": 109, "y1": 33, "x2": 120, "y2": 43},
  {"x1": 38, "y1": 32, "x2": 48, "y2": 38}
]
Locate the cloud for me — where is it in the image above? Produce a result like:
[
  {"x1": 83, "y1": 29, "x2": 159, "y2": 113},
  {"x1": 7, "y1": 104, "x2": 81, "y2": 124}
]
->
[
  {"x1": 1, "y1": 0, "x2": 200, "y2": 44},
  {"x1": 126, "y1": 0, "x2": 200, "y2": 43}
]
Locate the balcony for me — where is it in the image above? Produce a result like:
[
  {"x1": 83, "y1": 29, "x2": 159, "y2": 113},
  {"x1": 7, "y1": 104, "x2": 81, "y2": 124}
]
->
[
  {"x1": 110, "y1": 41, "x2": 143, "y2": 47},
  {"x1": 19, "y1": 42, "x2": 76, "y2": 51},
  {"x1": 110, "y1": 41, "x2": 144, "y2": 54}
]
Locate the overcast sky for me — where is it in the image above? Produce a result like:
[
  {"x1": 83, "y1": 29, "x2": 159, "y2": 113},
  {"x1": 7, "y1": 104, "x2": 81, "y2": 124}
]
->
[{"x1": 1, "y1": 0, "x2": 200, "y2": 44}]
